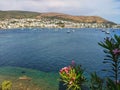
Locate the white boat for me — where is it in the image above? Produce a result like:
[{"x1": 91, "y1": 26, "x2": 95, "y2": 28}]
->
[
  {"x1": 72, "y1": 30, "x2": 75, "y2": 32},
  {"x1": 101, "y1": 29, "x2": 105, "y2": 32},
  {"x1": 105, "y1": 30, "x2": 110, "y2": 34},
  {"x1": 67, "y1": 30, "x2": 70, "y2": 33}
]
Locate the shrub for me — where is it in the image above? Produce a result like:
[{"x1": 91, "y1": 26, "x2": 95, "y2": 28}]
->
[
  {"x1": 59, "y1": 61, "x2": 86, "y2": 90},
  {"x1": 1, "y1": 80, "x2": 12, "y2": 90},
  {"x1": 98, "y1": 35, "x2": 120, "y2": 84},
  {"x1": 90, "y1": 72, "x2": 103, "y2": 90},
  {"x1": 106, "y1": 78, "x2": 120, "y2": 90}
]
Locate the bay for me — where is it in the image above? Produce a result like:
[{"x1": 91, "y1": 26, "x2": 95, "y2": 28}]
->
[{"x1": 0, "y1": 28, "x2": 120, "y2": 75}]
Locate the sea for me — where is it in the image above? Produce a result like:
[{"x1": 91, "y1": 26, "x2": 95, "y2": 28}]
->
[{"x1": 0, "y1": 28, "x2": 120, "y2": 89}]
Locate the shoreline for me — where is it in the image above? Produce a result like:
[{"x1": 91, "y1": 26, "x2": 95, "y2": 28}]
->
[
  {"x1": 0, "y1": 66, "x2": 59, "y2": 90},
  {"x1": 0, "y1": 27, "x2": 120, "y2": 30},
  {"x1": 0, "y1": 18, "x2": 119, "y2": 29}
]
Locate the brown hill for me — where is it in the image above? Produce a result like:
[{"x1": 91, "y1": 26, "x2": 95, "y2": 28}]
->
[
  {"x1": 0, "y1": 11, "x2": 116, "y2": 24},
  {"x1": 39, "y1": 12, "x2": 115, "y2": 24}
]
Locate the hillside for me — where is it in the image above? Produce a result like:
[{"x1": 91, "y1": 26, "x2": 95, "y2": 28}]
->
[
  {"x1": 40, "y1": 12, "x2": 114, "y2": 24},
  {"x1": 0, "y1": 11, "x2": 116, "y2": 24},
  {"x1": 0, "y1": 11, "x2": 40, "y2": 19}
]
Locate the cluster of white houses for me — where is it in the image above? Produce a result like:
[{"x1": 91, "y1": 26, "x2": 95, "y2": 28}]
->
[{"x1": 0, "y1": 18, "x2": 119, "y2": 29}]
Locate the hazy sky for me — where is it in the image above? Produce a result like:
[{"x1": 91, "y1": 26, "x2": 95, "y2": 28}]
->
[{"x1": 0, "y1": 0, "x2": 120, "y2": 24}]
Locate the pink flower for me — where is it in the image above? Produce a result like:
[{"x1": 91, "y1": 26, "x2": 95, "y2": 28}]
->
[
  {"x1": 60, "y1": 69, "x2": 63, "y2": 73},
  {"x1": 71, "y1": 60, "x2": 75, "y2": 66},
  {"x1": 69, "y1": 77, "x2": 76, "y2": 85},
  {"x1": 60, "y1": 66, "x2": 71, "y2": 74},
  {"x1": 69, "y1": 81, "x2": 73, "y2": 85},
  {"x1": 72, "y1": 77, "x2": 76, "y2": 81},
  {"x1": 112, "y1": 48, "x2": 120, "y2": 55},
  {"x1": 117, "y1": 80, "x2": 120, "y2": 83},
  {"x1": 114, "y1": 80, "x2": 120, "y2": 84}
]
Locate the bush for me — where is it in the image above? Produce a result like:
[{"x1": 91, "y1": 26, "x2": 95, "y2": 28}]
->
[
  {"x1": 90, "y1": 72, "x2": 103, "y2": 90},
  {"x1": 59, "y1": 35, "x2": 120, "y2": 90},
  {"x1": 1, "y1": 80, "x2": 12, "y2": 90},
  {"x1": 59, "y1": 61, "x2": 86, "y2": 90},
  {"x1": 98, "y1": 35, "x2": 120, "y2": 84}
]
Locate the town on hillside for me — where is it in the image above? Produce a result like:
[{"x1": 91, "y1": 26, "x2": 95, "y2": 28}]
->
[{"x1": 0, "y1": 11, "x2": 120, "y2": 29}]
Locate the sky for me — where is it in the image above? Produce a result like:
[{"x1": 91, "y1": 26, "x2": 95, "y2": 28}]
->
[{"x1": 0, "y1": 0, "x2": 120, "y2": 24}]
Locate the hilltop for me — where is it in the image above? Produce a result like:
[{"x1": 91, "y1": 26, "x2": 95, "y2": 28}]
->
[{"x1": 0, "y1": 11, "x2": 115, "y2": 24}]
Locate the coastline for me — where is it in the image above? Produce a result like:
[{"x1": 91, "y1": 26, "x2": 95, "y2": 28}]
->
[
  {"x1": 0, "y1": 66, "x2": 59, "y2": 90},
  {"x1": 0, "y1": 18, "x2": 119, "y2": 29},
  {"x1": 1, "y1": 27, "x2": 119, "y2": 30}
]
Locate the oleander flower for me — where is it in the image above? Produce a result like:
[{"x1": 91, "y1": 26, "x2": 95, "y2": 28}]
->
[
  {"x1": 60, "y1": 66, "x2": 71, "y2": 74},
  {"x1": 69, "y1": 81, "x2": 73, "y2": 85},
  {"x1": 59, "y1": 61, "x2": 86, "y2": 90},
  {"x1": 71, "y1": 60, "x2": 75, "y2": 66},
  {"x1": 112, "y1": 48, "x2": 120, "y2": 55}
]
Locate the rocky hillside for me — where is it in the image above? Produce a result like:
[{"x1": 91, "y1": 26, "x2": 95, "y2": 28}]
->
[{"x1": 0, "y1": 11, "x2": 116, "y2": 24}]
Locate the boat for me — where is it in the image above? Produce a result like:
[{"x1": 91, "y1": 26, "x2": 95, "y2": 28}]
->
[
  {"x1": 101, "y1": 28, "x2": 105, "y2": 32},
  {"x1": 67, "y1": 30, "x2": 70, "y2": 33},
  {"x1": 72, "y1": 30, "x2": 75, "y2": 32},
  {"x1": 105, "y1": 30, "x2": 110, "y2": 34}
]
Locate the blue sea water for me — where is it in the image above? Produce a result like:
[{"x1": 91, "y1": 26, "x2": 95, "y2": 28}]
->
[{"x1": 0, "y1": 28, "x2": 120, "y2": 76}]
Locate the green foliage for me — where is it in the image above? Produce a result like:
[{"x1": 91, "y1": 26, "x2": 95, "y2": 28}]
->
[
  {"x1": 59, "y1": 62, "x2": 86, "y2": 90},
  {"x1": 1, "y1": 80, "x2": 12, "y2": 90},
  {"x1": 56, "y1": 21, "x2": 65, "y2": 28},
  {"x1": 106, "y1": 78, "x2": 120, "y2": 90},
  {"x1": 98, "y1": 35, "x2": 120, "y2": 84},
  {"x1": 90, "y1": 72, "x2": 103, "y2": 90},
  {"x1": 59, "y1": 34, "x2": 120, "y2": 90}
]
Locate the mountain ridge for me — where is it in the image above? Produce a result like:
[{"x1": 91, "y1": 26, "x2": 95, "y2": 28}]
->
[{"x1": 0, "y1": 10, "x2": 116, "y2": 24}]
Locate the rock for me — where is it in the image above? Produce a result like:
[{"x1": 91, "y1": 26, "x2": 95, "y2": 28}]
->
[
  {"x1": 19, "y1": 75, "x2": 32, "y2": 81},
  {"x1": 21, "y1": 71, "x2": 26, "y2": 74}
]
